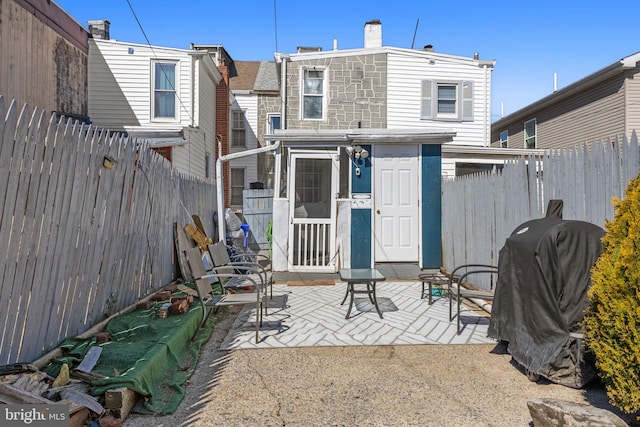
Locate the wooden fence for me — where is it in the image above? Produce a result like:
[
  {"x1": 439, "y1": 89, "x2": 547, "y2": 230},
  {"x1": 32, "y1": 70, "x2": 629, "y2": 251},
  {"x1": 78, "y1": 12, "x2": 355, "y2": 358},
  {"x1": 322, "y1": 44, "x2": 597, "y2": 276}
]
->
[
  {"x1": 0, "y1": 98, "x2": 216, "y2": 364},
  {"x1": 442, "y1": 131, "x2": 639, "y2": 290},
  {"x1": 242, "y1": 189, "x2": 274, "y2": 250}
]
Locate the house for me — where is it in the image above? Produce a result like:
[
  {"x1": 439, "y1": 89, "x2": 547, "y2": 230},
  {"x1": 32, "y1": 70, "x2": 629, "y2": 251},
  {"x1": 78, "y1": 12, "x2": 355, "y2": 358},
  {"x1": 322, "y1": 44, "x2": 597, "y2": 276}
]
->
[
  {"x1": 0, "y1": 0, "x2": 89, "y2": 120},
  {"x1": 491, "y1": 51, "x2": 640, "y2": 150},
  {"x1": 264, "y1": 20, "x2": 495, "y2": 274},
  {"x1": 87, "y1": 21, "x2": 222, "y2": 179},
  {"x1": 228, "y1": 61, "x2": 281, "y2": 208}
]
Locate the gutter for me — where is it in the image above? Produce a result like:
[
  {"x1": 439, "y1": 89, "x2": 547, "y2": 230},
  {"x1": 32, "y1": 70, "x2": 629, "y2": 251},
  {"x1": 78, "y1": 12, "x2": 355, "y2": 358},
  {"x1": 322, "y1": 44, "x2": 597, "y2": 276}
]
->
[{"x1": 216, "y1": 141, "x2": 281, "y2": 242}]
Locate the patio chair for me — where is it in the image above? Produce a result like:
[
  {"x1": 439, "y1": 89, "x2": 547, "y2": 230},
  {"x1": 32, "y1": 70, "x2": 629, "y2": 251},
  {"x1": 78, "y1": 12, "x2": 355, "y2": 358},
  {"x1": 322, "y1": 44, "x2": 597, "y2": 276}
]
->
[
  {"x1": 185, "y1": 247, "x2": 265, "y2": 343},
  {"x1": 207, "y1": 241, "x2": 273, "y2": 299},
  {"x1": 447, "y1": 264, "x2": 498, "y2": 335}
]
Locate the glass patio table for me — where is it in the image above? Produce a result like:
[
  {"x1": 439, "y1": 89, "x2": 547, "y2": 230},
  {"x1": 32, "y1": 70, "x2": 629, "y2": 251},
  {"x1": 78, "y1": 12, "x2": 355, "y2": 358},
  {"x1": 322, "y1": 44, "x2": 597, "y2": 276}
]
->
[{"x1": 339, "y1": 268, "x2": 386, "y2": 319}]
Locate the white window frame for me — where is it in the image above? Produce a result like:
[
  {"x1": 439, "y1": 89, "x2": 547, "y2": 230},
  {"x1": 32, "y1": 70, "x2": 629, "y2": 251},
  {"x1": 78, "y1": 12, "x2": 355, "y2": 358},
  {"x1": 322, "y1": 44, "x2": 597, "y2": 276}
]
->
[
  {"x1": 230, "y1": 167, "x2": 246, "y2": 207},
  {"x1": 500, "y1": 130, "x2": 508, "y2": 148},
  {"x1": 421, "y1": 80, "x2": 473, "y2": 122},
  {"x1": 301, "y1": 67, "x2": 327, "y2": 120},
  {"x1": 524, "y1": 118, "x2": 537, "y2": 149},
  {"x1": 231, "y1": 110, "x2": 246, "y2": 149},
  {"x1": 267, "y1": 113, "x2": 281, "y2": 134},
  {"x1": 151, "y1": 60, "x2": 179, "y2": 122}
]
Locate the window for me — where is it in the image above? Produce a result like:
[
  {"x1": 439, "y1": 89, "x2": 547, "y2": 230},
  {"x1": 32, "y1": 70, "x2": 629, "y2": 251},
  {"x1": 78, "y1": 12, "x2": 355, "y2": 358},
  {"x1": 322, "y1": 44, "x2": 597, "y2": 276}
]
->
[
  {"x1": 230, "y1": 168, "x2": 245, "y2": 206},
  {"x1": 153, "y1": 62, "x2": 177, "y2": 119},
  {"x1": 524, "y1": 119, "x2": 537, "y2": 149},
  {"x1": 268, "y1": 114, "x2": 281, "y2": 134},
  {"x1": 231, "y1": 111, "x2": 246, "y2": 148},
  {"x1": 421, "y1": 80, "x2": 473, "y2": 121},
  {"x1": 500, "y1": 130, "x2": 508, "y2": 148},
  {"x1": 302, "y1": 68, "x2": 324, "y2": 120}
]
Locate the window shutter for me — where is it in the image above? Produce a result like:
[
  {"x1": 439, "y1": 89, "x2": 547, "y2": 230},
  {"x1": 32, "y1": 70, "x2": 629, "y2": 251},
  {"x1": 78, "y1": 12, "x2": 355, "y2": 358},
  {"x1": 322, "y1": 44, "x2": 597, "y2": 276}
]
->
[
  {"x1": 421, "y1": 80, "x2": 432, "y2": 119},
  {"x1": 462, "y1": 81, "x2": 473, "y2": 121}
]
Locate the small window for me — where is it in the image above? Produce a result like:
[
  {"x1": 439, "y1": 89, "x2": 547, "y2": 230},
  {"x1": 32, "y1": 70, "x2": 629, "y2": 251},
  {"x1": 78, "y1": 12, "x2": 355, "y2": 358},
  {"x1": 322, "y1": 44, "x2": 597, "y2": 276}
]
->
[
  {"x1": 421, "y1": 80, "x2": 473, "y2": 121},
  {"x1": 152, "y1": 62, "x2": 177, "y2": 120},
  {"x1": 230, "y1": 168, "x2": 245, "y2": 206},
  {"x1": 500, "y1": 130, "x2": 508, "y2": 148},
  {"x1": 524, "y1": 119, "x2": 537, "y2": 149},
  {"x1": 437, "y1": 84, "x2": 457, "y2": 116},
  {"x1": 302, "y1": 68, "x2": 324, "y2": 120},
  {"x1": 268, "y1": 114, "x2": 281, "y2": 134},
  {"x1": 231, "y1": 111, "x2": 246, "y2": 148}
]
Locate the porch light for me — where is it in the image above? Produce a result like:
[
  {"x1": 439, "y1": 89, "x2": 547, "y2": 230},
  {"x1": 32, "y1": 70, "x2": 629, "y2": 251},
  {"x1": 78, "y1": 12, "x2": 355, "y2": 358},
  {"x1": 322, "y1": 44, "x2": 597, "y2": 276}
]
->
[{"x1": 354, "y1": 145, "x2": 369, "y2": 159}]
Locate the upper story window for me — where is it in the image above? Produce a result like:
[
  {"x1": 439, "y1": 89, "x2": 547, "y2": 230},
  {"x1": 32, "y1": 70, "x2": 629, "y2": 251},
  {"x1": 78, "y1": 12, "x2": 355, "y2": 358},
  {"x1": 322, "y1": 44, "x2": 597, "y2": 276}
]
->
[
  {"x1": 152, "y1": 61, "x2": 178, "y2": 120},
  {"x1": 421, "y1": 80, "x2": 473, "y2": 122},
  {"x1": 302, "y1": 68, "x2": 325, "y2": 120},
  {"x1": 524, "y1": 118, "x2": 537, "y2": 149},
  {"x1": 500, "y1": 130, "x2": 508, "y2": 148},
  {"x1": 231, "y1": 110, "x2": 246, "y2": 148}
]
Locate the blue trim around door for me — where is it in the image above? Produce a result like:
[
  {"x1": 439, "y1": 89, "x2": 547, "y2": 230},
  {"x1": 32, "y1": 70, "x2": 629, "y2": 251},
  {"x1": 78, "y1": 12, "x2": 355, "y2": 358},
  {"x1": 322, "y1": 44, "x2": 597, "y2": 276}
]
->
[
  {"x1": 351, "y1": 145, "x2": 372, "y2": 268},
  {"x1": 421, "y1": 144, "x2": 442, "y2": 268}
]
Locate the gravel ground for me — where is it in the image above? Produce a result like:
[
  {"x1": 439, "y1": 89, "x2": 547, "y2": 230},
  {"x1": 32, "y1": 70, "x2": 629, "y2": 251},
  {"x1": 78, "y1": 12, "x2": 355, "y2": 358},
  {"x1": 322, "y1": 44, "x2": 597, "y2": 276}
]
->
[{"x1": 122, "y1": 310, "x2": 636, "y2": 427}]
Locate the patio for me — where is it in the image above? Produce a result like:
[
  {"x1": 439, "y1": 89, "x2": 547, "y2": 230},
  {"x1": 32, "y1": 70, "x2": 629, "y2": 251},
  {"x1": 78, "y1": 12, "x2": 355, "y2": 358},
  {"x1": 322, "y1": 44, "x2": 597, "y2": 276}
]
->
[{"x1": 220, "y1": 280, "x2": 496, "y2": 350}]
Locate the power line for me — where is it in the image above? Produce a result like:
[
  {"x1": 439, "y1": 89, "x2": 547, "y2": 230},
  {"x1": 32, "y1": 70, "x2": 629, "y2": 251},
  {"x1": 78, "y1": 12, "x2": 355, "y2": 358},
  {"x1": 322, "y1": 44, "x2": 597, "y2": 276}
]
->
[{"x1": 125, "y1": 0, "x2": 194, "y2": 124}]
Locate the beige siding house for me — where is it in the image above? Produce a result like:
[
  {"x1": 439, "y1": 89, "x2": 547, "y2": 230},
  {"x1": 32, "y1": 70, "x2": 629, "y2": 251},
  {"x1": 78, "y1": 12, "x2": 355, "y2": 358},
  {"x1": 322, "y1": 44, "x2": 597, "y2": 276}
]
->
[
  {"x1": 491, "y1": 52, "x2": 640, "y2": 150},
  {"x1": 87, "y1": 21, "x2": 221, "y2": 178}
]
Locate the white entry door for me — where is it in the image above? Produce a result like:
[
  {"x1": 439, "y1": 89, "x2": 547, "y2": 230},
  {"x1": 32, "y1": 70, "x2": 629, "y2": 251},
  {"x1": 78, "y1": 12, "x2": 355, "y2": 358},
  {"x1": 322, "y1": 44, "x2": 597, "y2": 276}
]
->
[{"x1": 374, "y1": 144, "x2": 419, "y2": 262}]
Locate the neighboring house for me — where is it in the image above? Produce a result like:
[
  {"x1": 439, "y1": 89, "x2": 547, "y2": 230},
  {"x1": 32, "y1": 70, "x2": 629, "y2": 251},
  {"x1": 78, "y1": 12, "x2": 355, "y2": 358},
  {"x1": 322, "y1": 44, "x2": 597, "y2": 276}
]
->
[
  {"x1": 264, "y1": 20, "x2": 495, "y2": 274},
  {"x1": 0, "y1": 0, "x2": 88, "y2": 119},
  {"x1": 227, "y1": 61, "x2": 281, "y2": 208},
  {"x1": 87, "y1": 21, "x2": 222, "y2": 179},
  {"x1": 491, "y1": 51, "x2": 640, "y2": 150}
]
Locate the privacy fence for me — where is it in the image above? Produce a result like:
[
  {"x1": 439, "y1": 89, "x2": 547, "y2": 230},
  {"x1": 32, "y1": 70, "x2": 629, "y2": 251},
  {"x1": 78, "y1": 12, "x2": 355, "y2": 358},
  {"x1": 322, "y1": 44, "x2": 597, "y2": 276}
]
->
[
  {"x1": 0, "y1": 97, "x2": 216, "y2": 364},
  {"x1": 443, "y1": 131, "x2": 640, "y2": 288}
]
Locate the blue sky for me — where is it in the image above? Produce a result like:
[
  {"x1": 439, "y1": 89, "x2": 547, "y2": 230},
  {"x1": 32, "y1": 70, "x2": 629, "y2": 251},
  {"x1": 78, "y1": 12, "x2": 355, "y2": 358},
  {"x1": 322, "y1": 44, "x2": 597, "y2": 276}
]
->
[{"x1": 55, "y1": 0, "x2": 640, "y2": 122}]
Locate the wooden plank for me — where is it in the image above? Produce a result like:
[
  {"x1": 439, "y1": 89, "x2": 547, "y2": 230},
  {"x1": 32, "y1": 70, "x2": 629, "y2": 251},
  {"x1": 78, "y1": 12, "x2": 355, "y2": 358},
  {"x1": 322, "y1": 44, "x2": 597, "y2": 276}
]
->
[
  {"x1": 104, "y1": 387, "x2": 139, "y2": 420},
  {"x1": 0, "y1": 381, "x2": 53, "y2": 404},
  {"x1": 75, "y1": 346, "x2": 102, "y2": 373}
]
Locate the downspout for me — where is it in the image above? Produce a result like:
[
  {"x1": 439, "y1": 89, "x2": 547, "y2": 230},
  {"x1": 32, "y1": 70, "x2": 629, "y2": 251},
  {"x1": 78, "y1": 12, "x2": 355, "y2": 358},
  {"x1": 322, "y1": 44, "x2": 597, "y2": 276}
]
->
[
  {"x1": 216, "y1": 141, "x2": 281, "y2": 242},
  {"x1": 484, "y1": 64, "x2": 490, "y2": 147}
]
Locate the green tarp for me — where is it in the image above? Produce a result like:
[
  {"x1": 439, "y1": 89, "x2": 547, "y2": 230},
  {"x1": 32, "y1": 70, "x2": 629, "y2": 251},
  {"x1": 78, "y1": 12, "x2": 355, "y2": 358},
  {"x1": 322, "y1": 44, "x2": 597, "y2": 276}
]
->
[{"x1": 45, "y1": 293, "x2": 217, "y2": 414}]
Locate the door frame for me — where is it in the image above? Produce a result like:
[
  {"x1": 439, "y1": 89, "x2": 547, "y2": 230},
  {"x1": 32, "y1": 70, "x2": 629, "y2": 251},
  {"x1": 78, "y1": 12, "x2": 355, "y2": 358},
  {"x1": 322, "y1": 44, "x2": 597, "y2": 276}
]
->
[{"x1": 287, "y1": 149, "x2": 339, "y2": 272}]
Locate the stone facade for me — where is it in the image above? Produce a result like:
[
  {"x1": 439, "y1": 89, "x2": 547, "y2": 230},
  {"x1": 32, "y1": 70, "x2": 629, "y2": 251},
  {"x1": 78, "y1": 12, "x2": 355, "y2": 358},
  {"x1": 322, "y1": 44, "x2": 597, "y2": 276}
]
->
[{"x1": 285, "y1": 53, "x2": 387, "y2": 129}]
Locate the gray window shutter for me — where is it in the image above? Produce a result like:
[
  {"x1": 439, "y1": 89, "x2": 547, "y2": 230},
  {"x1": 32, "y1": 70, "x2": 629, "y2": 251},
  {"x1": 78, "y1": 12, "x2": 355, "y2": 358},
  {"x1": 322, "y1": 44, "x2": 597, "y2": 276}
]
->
[
  {"x1": 421, "y1": 80, "x2": 432, "y2": 119},
  {"x1": 462, "y1": 81, "x2": 473, "y2": 121}
]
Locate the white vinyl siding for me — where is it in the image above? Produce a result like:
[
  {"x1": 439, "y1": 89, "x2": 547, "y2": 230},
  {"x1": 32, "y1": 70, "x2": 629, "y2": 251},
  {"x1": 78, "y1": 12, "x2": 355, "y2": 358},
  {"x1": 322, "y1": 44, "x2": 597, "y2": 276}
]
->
[
  {"x1": 88, "y1": 39, "x2": 191, "y2": 129},
  {"x1": 387, "y1": 49, "x2": 490, "y2": 148},
  {"x1": 88, "y1": 38, "x2": 219, "y2": 179},
  {"x1": 229, "y1": 93, "x2": 259, "y2": 185}
]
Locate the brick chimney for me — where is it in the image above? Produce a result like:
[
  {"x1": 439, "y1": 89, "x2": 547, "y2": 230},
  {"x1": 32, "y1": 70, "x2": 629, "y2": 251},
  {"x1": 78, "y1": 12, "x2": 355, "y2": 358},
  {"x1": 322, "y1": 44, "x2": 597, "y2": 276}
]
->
[
  {"x1": 88, "y1": 20, "x2": 110, "y2": 40},
  {"x1": 364, "y1": 20, "x2": 382, "y2": 48}
]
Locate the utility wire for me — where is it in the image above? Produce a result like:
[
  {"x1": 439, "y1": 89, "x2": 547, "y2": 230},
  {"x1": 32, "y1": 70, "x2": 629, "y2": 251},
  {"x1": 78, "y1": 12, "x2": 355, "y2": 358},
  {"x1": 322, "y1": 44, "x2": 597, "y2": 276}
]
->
[{"x1": 125, "y1": 0, "x2": 194, "y2": 124}]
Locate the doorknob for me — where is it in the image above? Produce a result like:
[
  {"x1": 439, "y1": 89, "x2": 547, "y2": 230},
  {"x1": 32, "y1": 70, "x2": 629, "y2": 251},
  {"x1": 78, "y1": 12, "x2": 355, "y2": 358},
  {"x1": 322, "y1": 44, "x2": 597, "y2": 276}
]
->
[{"x1": 376, "y1": 210, "x2": 380, "y2": 214}]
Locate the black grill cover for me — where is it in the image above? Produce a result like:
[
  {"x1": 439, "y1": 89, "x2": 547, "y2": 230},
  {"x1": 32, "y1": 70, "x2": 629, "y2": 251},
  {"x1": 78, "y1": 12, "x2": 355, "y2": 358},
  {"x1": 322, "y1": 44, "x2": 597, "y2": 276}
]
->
[{"x1": 487, "y1": 217, "x2": 604, "y2": 388}]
